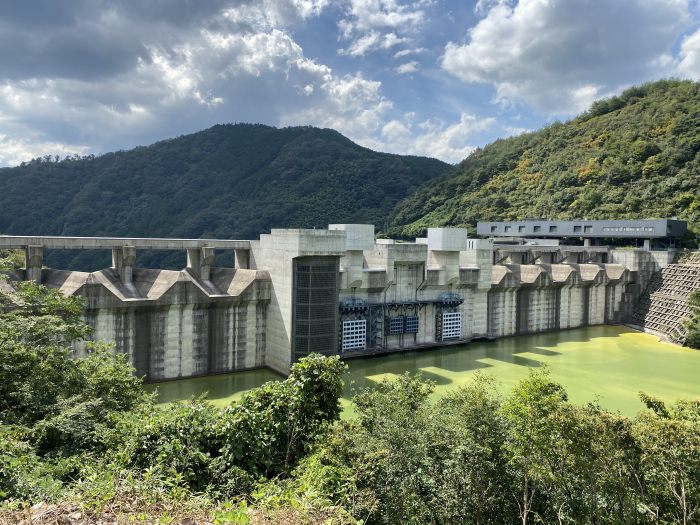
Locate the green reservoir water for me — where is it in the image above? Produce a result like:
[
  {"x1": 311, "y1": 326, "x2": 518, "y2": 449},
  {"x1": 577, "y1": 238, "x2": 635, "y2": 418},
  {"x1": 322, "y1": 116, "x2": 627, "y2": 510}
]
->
[{"x1": 148, "y1": 326, "x2": 700, "y2": 417}]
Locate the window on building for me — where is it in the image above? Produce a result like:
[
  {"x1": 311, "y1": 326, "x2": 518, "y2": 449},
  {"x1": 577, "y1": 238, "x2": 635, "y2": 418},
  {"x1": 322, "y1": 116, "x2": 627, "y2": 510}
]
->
[
  {"x1": 573, "y1": 225, "x2": 582, "y2": 233},
  {"x1": 490, "y1": 225, "x2": 497, "y2": 233},
  {"x1": 533, "y1": 225, "x2": 541, "y2": 232},
  {"x1": 504, "y1": 226, "x2": 511, "y2": 233},
  {"x1": 549, "y1": 225, "x2": 557, "y2": 233},
  {"x1": 518, "y1": 225, "x2": 525, "y2": 233},
  {"x1": 584, "y1": 225, "x2": 592, "y2": 233}
]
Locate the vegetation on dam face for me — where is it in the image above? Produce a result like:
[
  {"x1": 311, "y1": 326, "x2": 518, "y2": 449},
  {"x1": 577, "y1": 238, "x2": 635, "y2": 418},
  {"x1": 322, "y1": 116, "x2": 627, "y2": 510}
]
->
[
  {"x1": 686, "y1": 290, "x2": 700, "y2": 349},
  {"x1": 2, "y1": 271, "x2": 700, "y2": 524}
]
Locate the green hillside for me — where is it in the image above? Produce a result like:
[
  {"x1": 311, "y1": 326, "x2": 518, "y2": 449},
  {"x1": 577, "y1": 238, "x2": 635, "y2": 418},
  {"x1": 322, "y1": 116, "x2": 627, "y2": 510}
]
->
[
  {"x1": 0, "y1": 124, "x2": 449, "y2": 269},
  {"x1": 389, "y1": 79, "x2": 700, "y2": 244}
]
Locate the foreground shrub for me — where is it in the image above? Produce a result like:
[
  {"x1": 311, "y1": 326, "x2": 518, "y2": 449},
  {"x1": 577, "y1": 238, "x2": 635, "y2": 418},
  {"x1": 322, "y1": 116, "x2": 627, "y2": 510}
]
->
[
  {"x1": 0, "y1": 427, "x2": 63, "y2": 502},
  {"x1": 321, "y1": 369, "x2": 700, "y2": 525},
  {"x1": 117, "y1": 354, "x2": 347, "y2": 496}
]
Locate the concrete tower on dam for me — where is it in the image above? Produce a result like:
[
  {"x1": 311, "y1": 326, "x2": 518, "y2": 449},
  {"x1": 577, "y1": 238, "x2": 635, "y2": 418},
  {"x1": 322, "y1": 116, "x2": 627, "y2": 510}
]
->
[{"x1": 0, "y1": 219, "x2": 689, "y2": 380}]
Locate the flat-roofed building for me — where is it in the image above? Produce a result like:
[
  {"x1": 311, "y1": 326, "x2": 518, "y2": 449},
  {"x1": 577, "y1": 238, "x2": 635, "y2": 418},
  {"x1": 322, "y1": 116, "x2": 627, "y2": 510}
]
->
[{"x1": 477, "y1": 219, "x2": 686, "y2": 244}]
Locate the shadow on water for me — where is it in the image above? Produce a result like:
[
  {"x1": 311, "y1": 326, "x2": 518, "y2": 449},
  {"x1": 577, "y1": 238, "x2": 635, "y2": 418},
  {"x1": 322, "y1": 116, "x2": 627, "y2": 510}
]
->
[
  {"x1": 346, "y1": 326, "x2": 600, "y2": 378},
  {"x1": 146, "y1": 368, "x2": 284, "y2": 404},
  {"x1": 150, "y1": 327, "x2": 616, "y2": 404},
  {"x1": 525, "y1": 347, "x2": 561, "y2": 357},
  {"x1": 148, "y1": 325, "x2": 699, "y2": 417},
  {"x1": 341, "y1": 326, "x2": 626, "y2": 397}
]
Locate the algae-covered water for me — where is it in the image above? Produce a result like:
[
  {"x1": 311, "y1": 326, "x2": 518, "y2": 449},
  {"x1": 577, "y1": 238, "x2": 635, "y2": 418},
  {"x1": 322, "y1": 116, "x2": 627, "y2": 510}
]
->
[{"x1": 147, "y1": 326, "x2": 700, "y2": 417}]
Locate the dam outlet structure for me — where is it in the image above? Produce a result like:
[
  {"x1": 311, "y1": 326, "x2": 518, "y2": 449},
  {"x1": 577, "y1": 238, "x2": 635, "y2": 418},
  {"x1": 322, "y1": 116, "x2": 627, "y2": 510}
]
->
[{"x1": 0, "y1": 219, "x2": 694, "y2": 379}]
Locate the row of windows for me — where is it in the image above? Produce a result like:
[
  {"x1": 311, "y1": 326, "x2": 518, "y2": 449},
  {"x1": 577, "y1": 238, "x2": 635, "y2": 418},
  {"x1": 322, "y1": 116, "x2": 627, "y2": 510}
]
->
[
  {"x1": 490, "y1": 224, "x2": 595, "y2": 234},
  {"x1": 386, "y1": 315, "x2": 420, "y2": 335},
  {"x1": 489, "y1": 223, "x2": 665, "y2": 235},
  {"x1": 602, "y1": 226, "x2": 654, "y2": 232}
]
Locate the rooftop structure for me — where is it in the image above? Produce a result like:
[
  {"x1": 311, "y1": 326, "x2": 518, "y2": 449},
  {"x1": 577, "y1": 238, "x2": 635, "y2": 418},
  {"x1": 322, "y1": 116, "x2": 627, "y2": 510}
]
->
[{"x1": 476, "y1": 219, "x2": 687, "y2": 240}]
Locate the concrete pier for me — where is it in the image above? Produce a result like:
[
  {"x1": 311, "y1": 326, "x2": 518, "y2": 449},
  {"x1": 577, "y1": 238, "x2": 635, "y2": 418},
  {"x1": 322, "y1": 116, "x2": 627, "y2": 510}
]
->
[{"x1": 0, "y1": 225, "x2": 683, "y2": 378}]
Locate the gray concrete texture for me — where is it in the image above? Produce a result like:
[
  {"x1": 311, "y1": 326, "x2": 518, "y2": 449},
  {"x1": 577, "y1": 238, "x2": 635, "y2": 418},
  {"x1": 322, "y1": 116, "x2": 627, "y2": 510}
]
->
[{"x1": 1, "y1": 225, "x2": 682, "y2": 379}]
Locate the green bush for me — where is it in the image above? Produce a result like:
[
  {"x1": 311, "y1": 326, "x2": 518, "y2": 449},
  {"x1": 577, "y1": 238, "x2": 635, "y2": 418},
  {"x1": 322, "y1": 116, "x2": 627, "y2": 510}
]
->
[
  {"x1": 116, "y1": 354, "x2": 347, "y2": 496},
  {"x1": 685, "y1": 290, "x2": 700, "y2": 349},
  {"x1": 320, "y1": 369, "x2": 699, "y2": 525},
  {"x1": 0, "y1": 427, "x2": 62, "y2": 502}
]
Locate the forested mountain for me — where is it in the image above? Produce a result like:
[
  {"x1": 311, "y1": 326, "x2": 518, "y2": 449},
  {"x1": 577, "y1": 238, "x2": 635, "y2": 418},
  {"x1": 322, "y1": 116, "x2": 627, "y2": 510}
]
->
[
  {"x1": 3, "y1": 79, "x2": 699, "y2": 271},
  {"x1": 389, "y1": 79, "x2": 700, "y2": 244},
  {"x1": 0, "y1": 124, "x2": 449, "y2": 269}
]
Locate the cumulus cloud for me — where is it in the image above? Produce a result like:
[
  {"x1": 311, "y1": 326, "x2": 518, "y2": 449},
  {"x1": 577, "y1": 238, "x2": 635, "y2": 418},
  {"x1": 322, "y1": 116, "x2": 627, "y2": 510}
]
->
[
  {"x1": 442, "y1": 0, "x2": 692, "y2": 114},
  {"x1": 0, "y1": 0, "x2": 405, "y2": 166},
  {"x1": 396, "y1": 61, "x2": 419, "y2": 74},
  {"x1": 0, "y1": 134, "x2": 89, "y2": 167},
  {"x1": 678, "y1": 27, "x2": 700, "y2": 78},
  {"x1": 4, "y1": 0, "x2": 697, "y2": 169},
  {"x1": 359, "y1": 112, "x2": 499, "y2": 163},
  {"x1": 338, "y1": 0, "x2": 426, "y2": 57},
  {"x1": 281, "y1": 72, "x2": 393, "y2": 140}
]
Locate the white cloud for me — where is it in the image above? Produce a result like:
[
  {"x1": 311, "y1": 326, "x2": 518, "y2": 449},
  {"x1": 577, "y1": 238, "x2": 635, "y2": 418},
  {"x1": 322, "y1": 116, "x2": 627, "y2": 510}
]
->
[
  {"x1": 340, "y1": 30, "x2": 407, "y2": 56},
  {"x1": 0, "y1": 134, "x2": 89, "y2": 166},
  {"x1": 341, "y1": 0, "x2": 425, "y2": 33},
  {"x1": 442, "y1": 0, "x2": 692, "y2": 114},
  {"x1": 221, "y1": 0, "x2": 330, "y2": 31},
  {"x1": 678, "y1": 27, "x2": 700, "y2": 78},
  {"x1": 0, "y1": 2, "x2": 403, "y2": 166},
  {"x1": 396, "y1": 61, "x2": 419, "y2": 74},
  {"x1": 362, "y1": 112, "x2": 497, "y2": 163},
  {"x1": 474, "y1": 0, "x2": 511, "y2": 15},
  {"x1": 410, "y1": 113, "x2": 496, "y2": 162},
  {"x1": 281, "y1": 72, "x2": 393, "y2": 139},
  {"x1": 341, "y1": 31, "x2": 382, "y2": 55},
  {"x1": 381, "y1": 119, "x2": 411, "y2": 141},
  {"x1": 393, "y1": 47, "x2": 426, "y2": 58},
  {"x1": 338, "y1": 0, "x2": 425, "y2": 57}
]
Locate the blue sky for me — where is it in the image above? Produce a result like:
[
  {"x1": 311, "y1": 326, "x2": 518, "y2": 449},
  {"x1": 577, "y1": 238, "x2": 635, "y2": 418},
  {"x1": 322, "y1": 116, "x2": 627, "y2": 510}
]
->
[{"x1": 1, "y1": 0, "x2": 699, "y2": 166}]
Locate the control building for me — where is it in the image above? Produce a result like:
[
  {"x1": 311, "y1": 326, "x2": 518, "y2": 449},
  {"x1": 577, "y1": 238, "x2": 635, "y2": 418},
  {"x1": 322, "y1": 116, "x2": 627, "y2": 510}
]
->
[
  {"x1": 0, "y1": 221, "x2": 688, "y2": 379},
  {"x1": 477, "y1": 219, "x2": 687, "y2": 249}
]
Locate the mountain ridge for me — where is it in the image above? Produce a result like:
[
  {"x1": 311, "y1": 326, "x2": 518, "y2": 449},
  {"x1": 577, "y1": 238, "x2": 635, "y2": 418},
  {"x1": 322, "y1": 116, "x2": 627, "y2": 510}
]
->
[
  {"x1": 388, "y1": 79, "x2": 700, "y2": 244},
  {"x1": 3, "y1": 78, "x2": 699, "y2": 272},
  {"x1": 0, "y1": 123, "x2": 450, "y2": 269}
]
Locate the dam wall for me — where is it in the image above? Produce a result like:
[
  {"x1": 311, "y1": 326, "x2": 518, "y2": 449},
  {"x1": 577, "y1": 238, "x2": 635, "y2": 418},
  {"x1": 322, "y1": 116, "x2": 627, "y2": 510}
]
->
[
  {"x1": 48, "y1": 267, "x2": 270, "y2": 381},
  {"x1": 0, "y1": 227, "x2": 680, "y2": 378}
]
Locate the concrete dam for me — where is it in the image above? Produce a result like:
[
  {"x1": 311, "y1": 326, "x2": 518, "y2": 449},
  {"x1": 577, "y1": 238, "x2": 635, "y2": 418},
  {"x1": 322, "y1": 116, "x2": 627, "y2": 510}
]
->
[{"x1": 0, "y1": 219, "x2": 694, "y2": 379}]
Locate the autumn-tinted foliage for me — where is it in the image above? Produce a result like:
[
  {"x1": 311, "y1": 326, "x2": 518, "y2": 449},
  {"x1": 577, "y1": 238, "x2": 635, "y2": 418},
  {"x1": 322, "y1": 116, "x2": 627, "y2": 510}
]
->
[{"x1": 389, "y1": 79, "x2": 700, "y2": 245}]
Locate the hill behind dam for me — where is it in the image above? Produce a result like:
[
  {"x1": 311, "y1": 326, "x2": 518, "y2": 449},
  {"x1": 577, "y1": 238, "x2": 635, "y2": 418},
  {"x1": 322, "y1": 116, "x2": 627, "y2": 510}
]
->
[
  {"x1": 388, "y1": 79, "x2": 700, "y2": 245},
  {"x1": 2, "y1": 79, "x2": 700, "y2": 271},
  {"x1": 0, "y1": 124, "x2": 450, "y2": 269}
]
